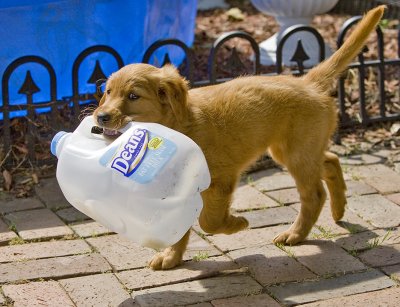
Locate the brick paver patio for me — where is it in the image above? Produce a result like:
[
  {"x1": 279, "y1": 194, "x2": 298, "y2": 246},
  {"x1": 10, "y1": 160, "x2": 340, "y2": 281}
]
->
[{"x1": 0, "y1": 148, "x2": 399, "y2": 306}]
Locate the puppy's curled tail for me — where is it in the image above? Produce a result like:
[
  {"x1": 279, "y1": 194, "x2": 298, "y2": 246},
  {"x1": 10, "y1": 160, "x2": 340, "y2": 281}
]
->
[{"x1": 303, "y1": 5, "x2": 385, "y2": 93}]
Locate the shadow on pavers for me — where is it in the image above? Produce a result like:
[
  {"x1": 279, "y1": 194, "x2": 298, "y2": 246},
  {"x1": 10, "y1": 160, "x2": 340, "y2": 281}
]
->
[{"x1": 121, "y1": 223, "x2": 399, "y2": 307}]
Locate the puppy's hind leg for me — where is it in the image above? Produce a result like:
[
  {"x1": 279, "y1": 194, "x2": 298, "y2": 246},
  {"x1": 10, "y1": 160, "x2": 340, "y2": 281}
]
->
[
  {"x1": 272, "y1": 149, "x2": 326, "y2": 245},
  {"x1": 149, "y1": 230, "x2": 190, "y2": 270},
  {"x1": 322, "y1": 151, "x2": 347, "y2": 222}
]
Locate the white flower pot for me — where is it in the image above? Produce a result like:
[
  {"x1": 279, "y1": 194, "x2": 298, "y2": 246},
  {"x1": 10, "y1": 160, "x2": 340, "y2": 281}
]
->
[{"x1": 251, "y1": 0, "x2": 339, "y2": 66}]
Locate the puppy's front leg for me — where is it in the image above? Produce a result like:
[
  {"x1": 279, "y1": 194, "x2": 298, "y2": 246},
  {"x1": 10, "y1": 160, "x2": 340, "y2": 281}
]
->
[
  {"x1": 199, "y1": 179, "x2": 249, "y2": 235},
  {"x1": 148, "y1": 230, "x2": 190, "y2": 270}
]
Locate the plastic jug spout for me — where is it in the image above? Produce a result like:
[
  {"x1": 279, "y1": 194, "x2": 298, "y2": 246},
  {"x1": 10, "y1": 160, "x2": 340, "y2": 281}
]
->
[{"x1": 51, "y1": 131, "x2": 71, "y2": 158}]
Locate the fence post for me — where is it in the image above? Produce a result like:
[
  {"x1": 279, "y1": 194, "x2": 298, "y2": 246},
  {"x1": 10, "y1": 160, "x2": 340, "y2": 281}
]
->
[
  {"x1": 142, "y1": 39, "x2": 194, "y2": 85},
  {"x1": 1, "y1": 56, "x2": 56, "y2": 164},
  {"x1": 72, "y1": 45, "x2": 124, "y2": 126}
]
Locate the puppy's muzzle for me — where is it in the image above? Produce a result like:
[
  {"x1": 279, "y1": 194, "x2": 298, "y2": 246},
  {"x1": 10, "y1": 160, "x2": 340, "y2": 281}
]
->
[{"x1": 96, "y1": 112, "x2": 111, "y2": 126}]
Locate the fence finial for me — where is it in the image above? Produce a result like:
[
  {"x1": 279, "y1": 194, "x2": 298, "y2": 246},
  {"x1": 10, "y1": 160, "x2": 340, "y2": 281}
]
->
[{"x1": 18, "y1": 70, "x2": 40, "y2": 95}]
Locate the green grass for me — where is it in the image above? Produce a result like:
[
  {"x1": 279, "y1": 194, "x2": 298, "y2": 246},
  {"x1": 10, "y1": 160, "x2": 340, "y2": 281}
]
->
[
  {"x1": 245, "y1": 289, "x2": 262, "y2": 296},
  {"x1": 312, "y1": 225, "x2": 339, "y2": 240},
  {"x1": 246, "y1": 176, "x2": 254, "y2": 186},
  {"x1": 366, "y1": 230, "x2": 392, "y2": 250},
  {"x1": 275, "y1": 243, "x2": 296, "y2": 258},
  {"x1": 8, "y1": 237, "x2": 25, "y2": 245},
  {"x1": 348, "y1": 248, "x2": 359, "y2": 257},
  {"x1": 8, "y1": 222, "x2": 17, "y2": 233},
  {"x1": 351, "y1": 173, "x2": 362, "y2": 181},
  {"x1": 192, "y1": 251, "x2": 209, "y2": 262}
]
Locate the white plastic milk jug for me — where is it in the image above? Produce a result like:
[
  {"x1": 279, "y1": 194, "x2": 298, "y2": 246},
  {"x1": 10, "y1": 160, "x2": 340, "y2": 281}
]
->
[{"x1": 51, "y1": 115, "x2": 210, "y2": 249}]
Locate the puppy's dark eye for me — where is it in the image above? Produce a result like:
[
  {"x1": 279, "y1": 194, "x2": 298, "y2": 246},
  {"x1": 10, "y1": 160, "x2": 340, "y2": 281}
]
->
[
  {"x1": 128, "y1": 93, "x2": 140, "y2": 100},
  {"x1": 106, "y1": 89, "x2": 111, "y2": 95}
]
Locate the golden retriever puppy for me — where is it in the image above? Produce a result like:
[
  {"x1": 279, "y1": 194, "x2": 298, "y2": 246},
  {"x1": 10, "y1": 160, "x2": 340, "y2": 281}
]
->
[{"x1": 93, "y1": 6, "x2": 385, "y2": 270}]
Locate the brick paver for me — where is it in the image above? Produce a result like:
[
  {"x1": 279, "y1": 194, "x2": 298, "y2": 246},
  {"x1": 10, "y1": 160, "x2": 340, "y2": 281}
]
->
[
  {"x1": 347, "y1": 194, "x2": 400, "y2": 228},
  {"x1": 3, "y1": 281, "x2": 74, "y2": 307},
  {"x1": 300, "y1": 287, "x2": 400, "y2": 306},
  {"x1": 289, "y1": 240, "x2": 366, "y2": 275},
  {"x1": 240, "y1": 206, "x2": 297, "y2": 229},
  {"x1": 87, "y1": 234, "x2": 155, "y2": 270},
  {"x1": 334, "y1": 228, "x2": 400, "y2": 251},
  {"x1": 386, "y1": 193, "x2": 400, "y2": 205},
  {"x1": 245, "y1": 167, "x2": 284, "y2": 182},
  {"x1": 395, "y1": 162, "x2": 400, "y2": 174},
  {"x1": 4, "y1": 208, "x2": 73, "y2": 240},
  {"x1": 344, "y1": 180, "x2": 377, "y2": 197},
  {"x1": 211, "y1": 293, "x2": 281, "y2": 307},
  {"x1": 293, "y1": 201, "x2": 374, "y2": 236},
  {"x1": 0, "y1": 254, "x2": 111, "y2": 283},
  {"x1": 184, "y1": 232, "x2": 222, "y2": 260},
  {"x1": 0, "y1": 197, "x2": 44, "y2": 214},
  {"x1": 358, "y1": 243, "x2": 400, "y2": 267},
  {"x1": 252, "y1": 172, "x2": 296, "y2": 191},
  {"x1": 208, "y1": 224, "x2": 288, "y2": 252},
  {"x1": 0, "y1": 218, "x2": 17, "y2": 245},
  {"x1": 352, "y1": 164, "x2": 400, "y2": 194},
  {"x1": 0, "y1": 239, "x2": 91, "y2": 263},
  {"x1": 2, "y1": 148, "x2": 400, "y2": 306},
  {"x1": 381, "y1": 264, "x2": 400, "y2": 282},
  {"x1": 265, "y1": 188, "x2": 300, "y2": 205},
  {"x1": 229, "y1": 244, "x2": 316, "y2": 286},
  {"x1": 231, "y1": 184, "x2": 279, "y2": 211},
  {"x1": 60, "y1": 273, "x2": 133, "y2": 306},
  {"x1": 34, "y1": 177, "x2": 71, "y2": 209},
  {"x1": 70, "y1": 220, "x2": 113, "y2": 238},
  {"x1": 117, "y1": 255, "x2": 239, "y2": 290},
  {"x1": 134, "y1": 275, "x2": 262, "y2": 307},
  {"x1": 268, "y1": 270, "x2": 396, "y2": 305},
  {"x1": 55, "y1": 206, "x2": 90, "y2": 223}
]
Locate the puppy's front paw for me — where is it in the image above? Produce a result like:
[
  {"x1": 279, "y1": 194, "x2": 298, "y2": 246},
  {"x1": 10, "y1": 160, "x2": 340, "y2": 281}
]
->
[
  {"x1": 222, "y1": 215, "x2": 249, "y2": 235},
  {"x1": 148, "y1": 248, "x2": 183, "y2": 270},
  {"x1": 273, "y1": 230, "x2": 304, "y2": 245}
]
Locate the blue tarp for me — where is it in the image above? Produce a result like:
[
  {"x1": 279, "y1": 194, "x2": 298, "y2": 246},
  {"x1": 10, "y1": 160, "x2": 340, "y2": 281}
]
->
[{"x1": 0, "y1": 0, "x2": 197, "y2": 118}]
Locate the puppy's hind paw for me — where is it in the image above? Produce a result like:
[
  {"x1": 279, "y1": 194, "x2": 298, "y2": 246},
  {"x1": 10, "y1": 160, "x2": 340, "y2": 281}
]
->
[
  {"x1": 148, "y1": 248, "x2": 183, "y2": 270},
  {"x1": 273, "y1": 230, "x2": 304, "y2": 246}
]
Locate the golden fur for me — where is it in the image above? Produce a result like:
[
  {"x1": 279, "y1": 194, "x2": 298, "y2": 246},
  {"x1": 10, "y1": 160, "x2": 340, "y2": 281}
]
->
[{"x1": 93, "y1": 6, "x2": 385, "y2": 270}]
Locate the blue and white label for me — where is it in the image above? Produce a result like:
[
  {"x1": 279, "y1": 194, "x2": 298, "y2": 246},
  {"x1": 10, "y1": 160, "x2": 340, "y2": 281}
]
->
[
  {"x1": 111, "y1": 128, "x2": 148, "y2": 176},
  {"x1": 100, "y1": 128, "x2": 176, "y2": 184}
]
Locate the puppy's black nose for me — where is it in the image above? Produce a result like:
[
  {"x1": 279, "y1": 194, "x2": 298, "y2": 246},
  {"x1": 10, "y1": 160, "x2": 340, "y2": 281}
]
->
[{"x1": 97, "y1": 112, "x2": 111, "y2": 126}]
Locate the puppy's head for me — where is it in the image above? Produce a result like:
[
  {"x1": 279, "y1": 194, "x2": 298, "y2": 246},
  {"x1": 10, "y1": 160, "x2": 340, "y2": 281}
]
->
[{"x1": 93, "y1": 63, "x2": 189, "y2": 136}]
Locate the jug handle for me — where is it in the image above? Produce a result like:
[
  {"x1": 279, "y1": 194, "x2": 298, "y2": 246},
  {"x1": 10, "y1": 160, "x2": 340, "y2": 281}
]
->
[
  {"x1": 79, "y1": 116, "x2": 133, "y2": 139},
  {"x1": 118, "y1": 121, "x2": 134, "y2": 134}
]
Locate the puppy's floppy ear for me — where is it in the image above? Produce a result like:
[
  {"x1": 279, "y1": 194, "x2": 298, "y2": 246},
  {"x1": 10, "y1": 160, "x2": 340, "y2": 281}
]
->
[{"x1": 158, "y1": 64, "x2": 189, "y2": 122}]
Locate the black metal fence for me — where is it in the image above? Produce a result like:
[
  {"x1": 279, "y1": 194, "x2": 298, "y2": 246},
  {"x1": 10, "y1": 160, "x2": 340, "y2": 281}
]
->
[{"x1": 1, "y1": 14, "x2": 400, "y2": 166}]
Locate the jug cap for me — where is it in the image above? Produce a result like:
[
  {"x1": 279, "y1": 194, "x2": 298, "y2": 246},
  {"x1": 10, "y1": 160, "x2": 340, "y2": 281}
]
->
[{"x1": 51, "y1": 131, "x2": 68, "y2": 157}]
